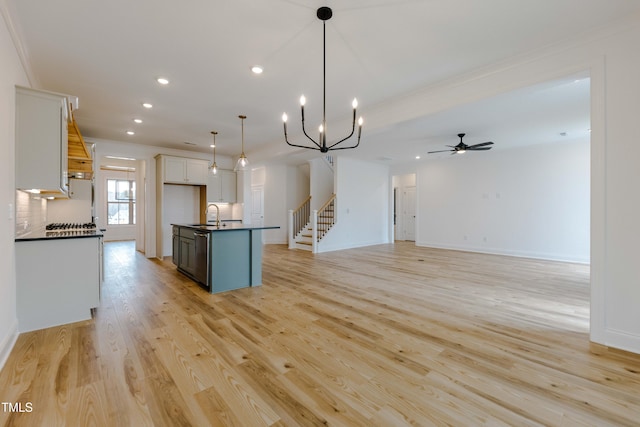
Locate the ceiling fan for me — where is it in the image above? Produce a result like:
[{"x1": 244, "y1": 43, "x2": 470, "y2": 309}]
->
[{"x1": 428, "y1": 133, "x2": 494, "y2": 154}]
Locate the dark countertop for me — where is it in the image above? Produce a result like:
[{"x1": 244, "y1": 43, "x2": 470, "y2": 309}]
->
[
  {"x1": 172, "y1": 223, "x2": 280, "y2": 232},
  {"x1": 15, "y1": 229, "x2": 104, "y2": 242}
]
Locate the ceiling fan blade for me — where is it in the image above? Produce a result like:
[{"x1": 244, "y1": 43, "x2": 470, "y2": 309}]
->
[
  {"x1": 467, "y1": 141, "x2": 494, "y2": 148},
  {"x1": 428, "y1": 149, "x2": 454, "y2": 154},
  {"x1": 467, "y1": 146, "x2": 492, "y2": 151}
]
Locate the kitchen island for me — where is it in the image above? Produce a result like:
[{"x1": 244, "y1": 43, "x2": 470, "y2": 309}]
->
[{"x1": 172, "y1": 223, "x2": 279, "y2": 293}]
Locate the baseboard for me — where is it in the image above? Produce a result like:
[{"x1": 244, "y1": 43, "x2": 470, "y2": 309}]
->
[
  {"x1": 0, "y1": 319, "x2": 19, "y2": 372},
  {"x1": 593, "y1": 328, "x2": 640, "y2": 356},
  {"x1": 415, "y1": 241, "x2": 590, "y2": 264}
]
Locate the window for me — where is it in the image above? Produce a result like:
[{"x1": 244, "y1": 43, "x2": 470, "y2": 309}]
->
[{"x1": 107, "y1": 179, "x2": 136, "y2": 225}]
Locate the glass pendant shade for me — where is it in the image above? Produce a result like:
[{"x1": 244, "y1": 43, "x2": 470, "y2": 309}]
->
[
  {"x1": 234, "y1": 115, "x2": 249, "y2": 171},
  {"x1": 210, "y1": 131, "x2": 218, "y2": 174}
]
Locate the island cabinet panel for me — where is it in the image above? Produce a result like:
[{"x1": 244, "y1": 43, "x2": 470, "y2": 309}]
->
[
  {"x1": 210, "y1": 230, "x2": 251, "y2": 292},
  {"x1": 161, "y1": 155, "x2": 208, "y2": 185}
]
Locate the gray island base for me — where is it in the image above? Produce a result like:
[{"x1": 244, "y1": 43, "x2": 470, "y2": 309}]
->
[{"x1": 171, "y1": 223, "x2": 279, "y2": 293}]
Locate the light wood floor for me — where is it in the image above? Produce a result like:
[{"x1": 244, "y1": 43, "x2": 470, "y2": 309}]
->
[{"x1": 2, "y1": 241, "x2": 640, "y2": 426}]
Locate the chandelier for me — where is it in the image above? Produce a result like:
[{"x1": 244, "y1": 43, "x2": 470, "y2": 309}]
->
[{"x1": 282, "y1": 6, "x2": 363, "y2": 153}]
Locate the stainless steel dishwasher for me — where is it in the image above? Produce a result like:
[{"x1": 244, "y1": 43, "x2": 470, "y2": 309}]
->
[{"x1": 194, "y1": 231, "x2": 211, "y2": 291}]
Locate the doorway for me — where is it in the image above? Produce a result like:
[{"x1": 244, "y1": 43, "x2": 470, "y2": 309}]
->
[
  {"x1": 251, "y1": 185, "x2": 264, "y2": 226},
  {"x1": 393, "y1": 173, "x2": 417, "y2": 242},
  {"x1": 98, "y1": 156, "x2": 146, "y2": 253}
]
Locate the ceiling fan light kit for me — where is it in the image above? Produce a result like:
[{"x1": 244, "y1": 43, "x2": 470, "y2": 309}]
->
[
  {"x1": 282, "y1": 6, "x2": 363, "y2": 153},
  {"x1": 428, "y1": 133, "x2": 494, "y2": 155}
]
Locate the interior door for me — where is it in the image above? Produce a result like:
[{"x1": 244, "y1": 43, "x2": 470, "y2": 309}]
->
[
  {"x1": 403, "y1": 186, "x2": 416, "y2": 241},
  {"x1": 251, "y1": 185, "x2": 264, "y2": 226}
]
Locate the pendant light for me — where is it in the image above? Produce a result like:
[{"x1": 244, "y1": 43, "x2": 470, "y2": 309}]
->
[
  {"x1": 235, "y1": 115, "x2": 249, "y2": 171},
  {"x1": 282, "y1": 6, "x2": 363, "y2": 153},
  {"x1": 209, "y1": 131, "x2": 218, "y2": 175}
]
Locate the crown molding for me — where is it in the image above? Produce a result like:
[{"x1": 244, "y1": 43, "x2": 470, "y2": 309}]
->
[{"x1": 0, "y1": 0, "x2": 38, "y2": 87}]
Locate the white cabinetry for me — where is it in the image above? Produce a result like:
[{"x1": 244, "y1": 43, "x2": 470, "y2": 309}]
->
[
  {"x1": 69, "y1": 177, "x2": 92, "y2": 200},
  {"x1": 15, "y1": 86, "x2": 69, "y2": 196},
  {"x1": 206, "y1": 170, "x2": 236, "y2": 203},
  {"x1": 16, "y1": 237, "x2": 101, "y2": 332},
  {"x1": 161, "y1": 155, "x2": 208, "y2": 185}
]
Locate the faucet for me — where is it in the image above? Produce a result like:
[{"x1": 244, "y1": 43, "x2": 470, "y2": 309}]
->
[{"x1": 204, "y1": 203, "x2": 221, "y2": 228}]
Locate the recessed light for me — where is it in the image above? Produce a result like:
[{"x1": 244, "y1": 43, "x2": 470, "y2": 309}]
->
[
  {"x1": 156, "y1": 77, "x2": 169, "y2": 85},
  {"x1": 251, "y1": 66, "x2": 263, "y2": 74},
  {"x1": 142, "y1": 103, "x2": 153, "y2": 109},
  {"x1": 415, "y1": 155, "x2": 421, "y2": 160},
  {"x1": 210, "y1": 144, "x2": 215, "y2": 148},
  {"x1": 126, "y1": 131, "x2": 135, "y2": 135},
  {"x1": 133, "y1": 118, "x2": 142, "y2": 124}
]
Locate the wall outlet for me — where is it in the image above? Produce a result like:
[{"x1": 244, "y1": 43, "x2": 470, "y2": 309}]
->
[{"x1": 8, "y1": 203, "x2": 13, "y2": 220}]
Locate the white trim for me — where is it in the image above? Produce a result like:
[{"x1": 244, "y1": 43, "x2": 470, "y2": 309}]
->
[
  {"x1": 601, "y1": 328, "x2": 640, "y2": 355},
  {"x1": 0, "y1": 0, "x2": 38, "y2": 87},
  {"x1": 0, "y1": 319, "x2": 18, "y2": 372},
  {"x1": 415, "y1": 241, "x2": 590, "y2": 265},
  {"x1": 589, "y1": 56, "x2": 607, "y2": 345}
]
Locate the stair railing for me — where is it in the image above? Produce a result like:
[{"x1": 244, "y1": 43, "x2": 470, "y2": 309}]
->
[
  {"x1": 313, "y1": 193, "x2": 336, "y2": 252},
  {"x1": 288, "y1": 195, "x2": 311, "y2": 249}
]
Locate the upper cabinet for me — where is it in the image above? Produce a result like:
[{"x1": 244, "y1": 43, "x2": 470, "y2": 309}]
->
[
  {"x1": 160, "y1": 155, "x2": 208, "y2": 185},
  {"x1": 206, "y1": 169, "x2": 236, "y2": 203},
  {"x1": 15, "y1": 86, "x2": 69, "y2": 196}
]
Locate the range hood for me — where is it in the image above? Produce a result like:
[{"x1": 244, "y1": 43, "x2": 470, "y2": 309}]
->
[{"x1": 67, "y1": 108, "x2": 93, "y2": 180}]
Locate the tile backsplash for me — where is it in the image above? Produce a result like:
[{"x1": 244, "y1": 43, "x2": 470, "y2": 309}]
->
[{"x1": 15, "y1": 190, "x2": 47, "y2": 237}]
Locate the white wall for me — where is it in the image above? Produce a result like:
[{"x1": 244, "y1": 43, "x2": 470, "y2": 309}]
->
[
  {"x1": 0, "y1": 0, "x2": 30, "y2": 369},
  {"x1": 417, "y1": 139, "x2": 590, "y2": 262},
  {"x1": 309, "y1": 157, "x2": 334, "y2": 210},
  {"x1": 259, "y1": 163, "x2": 309, "y2": 244},
  {"x1": 162, "y1": 184, "x2": 200, "y2": 257},
  {"x1": 318, "y1": 157, "x2": 390, "y2": 252}
]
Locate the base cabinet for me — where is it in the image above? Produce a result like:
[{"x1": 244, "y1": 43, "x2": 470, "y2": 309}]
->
[
  {"x1": 172, "y1": 227, "x2": 180, "y2": 266},
  {"x1": 16, "y1": 237, "x2": 100, "y2": 332},
  {"x1": 179, "y1": 236, "x2": 196, "y2": 276}
]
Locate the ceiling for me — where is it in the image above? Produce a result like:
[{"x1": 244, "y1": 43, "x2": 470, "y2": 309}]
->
[{"x1": 8, "y1": 0, "x2": 640, "y2": 166}]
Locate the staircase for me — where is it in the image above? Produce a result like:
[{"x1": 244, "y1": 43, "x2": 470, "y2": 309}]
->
[{"x1": 289, "y1": 194, "x2": 336, "y2": 252}]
